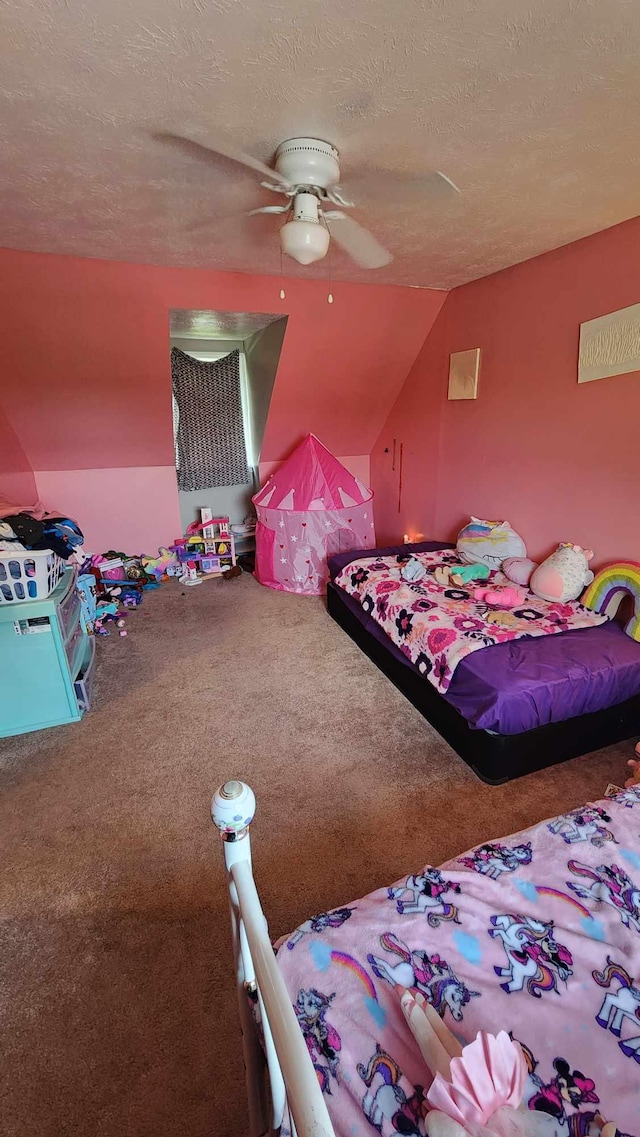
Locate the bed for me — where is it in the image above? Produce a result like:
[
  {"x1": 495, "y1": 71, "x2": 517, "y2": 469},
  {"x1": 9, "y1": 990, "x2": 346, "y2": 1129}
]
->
[
  {"x1": 327, "y1": 542, "x2": 640, "y2": 784},
  {"x1": 213, "y1": 780, "x2": 640, "y2": 1137}
]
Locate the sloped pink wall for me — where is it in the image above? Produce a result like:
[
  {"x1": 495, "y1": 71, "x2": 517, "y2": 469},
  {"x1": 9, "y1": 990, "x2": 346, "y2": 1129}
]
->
[
  {"x1": 372, "y1": 214, "x2": 640, "y2": 567},
  {"x1": 0, "y1": 401, "x2": 37, "y2": 506},
  {"x1": 372, "y1": 301, "x2": 451, "y2": 545},
  {"x1": 0, "y1": 247, "x2": 444, "y2": 549}
]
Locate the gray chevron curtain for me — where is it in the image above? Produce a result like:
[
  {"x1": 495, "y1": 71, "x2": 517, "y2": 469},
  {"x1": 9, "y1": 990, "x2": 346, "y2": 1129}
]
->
[{"x1": 171, "y1": 347, "x2": 250, "y2": 490}]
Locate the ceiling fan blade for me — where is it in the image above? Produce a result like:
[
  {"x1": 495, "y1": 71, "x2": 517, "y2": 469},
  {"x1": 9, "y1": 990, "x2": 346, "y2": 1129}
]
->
[
  {"x1": 154, "y1": 132, "x2": 291, "y2": 186},
  {"x1": 247, "y1": 204, "x2": 290, "y2": 216},
  {"x1": 324, "y1": 212, "x2": 393, "y2": 269},
  {"x1": 340, "y1": 168, "x2": 460, "y2": 206}
]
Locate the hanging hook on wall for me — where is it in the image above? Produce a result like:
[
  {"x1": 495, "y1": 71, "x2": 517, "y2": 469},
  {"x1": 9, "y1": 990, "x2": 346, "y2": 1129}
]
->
[{"x1": 397, "y1": 442, "x2": 404, "y2": 513}]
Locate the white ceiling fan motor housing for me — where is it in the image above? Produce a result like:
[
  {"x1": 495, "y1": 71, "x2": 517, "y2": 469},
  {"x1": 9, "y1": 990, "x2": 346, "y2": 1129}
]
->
[
  {"x1": 291, "y1": 192, "x2": 322, "y2": 223},
  {"x1": 275, "y1": 138, "x2": 340, "y2": 189}
]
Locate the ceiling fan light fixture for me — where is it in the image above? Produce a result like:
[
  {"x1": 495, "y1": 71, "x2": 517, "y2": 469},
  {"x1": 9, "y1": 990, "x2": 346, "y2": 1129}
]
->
[
  {"x1": 280, "y1": 219, "x2": 330, "y2": 265},
  {"x1": 280, "y1": 191, "x2": 330, "y2": 265}
]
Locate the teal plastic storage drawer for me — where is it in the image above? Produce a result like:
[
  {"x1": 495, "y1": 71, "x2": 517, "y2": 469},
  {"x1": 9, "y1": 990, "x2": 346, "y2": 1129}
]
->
[{"x1": 0, "y1": 568, "x2": 92, "y2": 737}]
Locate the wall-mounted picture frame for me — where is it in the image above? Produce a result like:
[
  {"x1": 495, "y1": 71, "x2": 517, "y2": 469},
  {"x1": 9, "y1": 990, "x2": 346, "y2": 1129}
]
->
[
  {"x1": 448, "y1": 347, "x2": 480, "y2": 400},
  {"x1": 578, "y1": 301, "x2": 640, "y2": 384}
]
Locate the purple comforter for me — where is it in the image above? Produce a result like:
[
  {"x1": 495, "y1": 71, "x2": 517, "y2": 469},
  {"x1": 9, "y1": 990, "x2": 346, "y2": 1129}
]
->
[{"x1": 329, "y1": 542, "x2": 640, "y2": 735}]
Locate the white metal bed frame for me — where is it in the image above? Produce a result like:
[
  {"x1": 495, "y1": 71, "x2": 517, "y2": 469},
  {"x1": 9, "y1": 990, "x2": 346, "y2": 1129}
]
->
[{"x1": 212, "y1": 780, "x2": 337, "y2": 1137}]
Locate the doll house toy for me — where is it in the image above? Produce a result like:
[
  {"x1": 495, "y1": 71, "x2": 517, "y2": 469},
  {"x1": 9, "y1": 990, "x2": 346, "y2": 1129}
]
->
[{"x1": 173, "y1": 513, "x2": 237, "y2": 576}]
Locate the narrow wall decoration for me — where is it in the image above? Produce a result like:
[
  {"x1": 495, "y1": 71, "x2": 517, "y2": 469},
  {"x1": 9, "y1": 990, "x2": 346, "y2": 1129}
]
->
[
  {"x1": 448, "y1": 347, "x2": 481, "y2": 400},
  {"x1": 578, "y1": 301, "x2": 640, "y2": 384}
]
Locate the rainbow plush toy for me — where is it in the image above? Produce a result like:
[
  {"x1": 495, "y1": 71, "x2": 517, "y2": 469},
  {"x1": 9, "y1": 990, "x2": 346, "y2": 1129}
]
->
[{"x1": 582, "y1": 561, "x2": 640, "y2": 641}]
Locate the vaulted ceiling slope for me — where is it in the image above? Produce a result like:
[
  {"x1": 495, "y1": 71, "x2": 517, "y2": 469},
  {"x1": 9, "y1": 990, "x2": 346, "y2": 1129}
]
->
[{"x1": 2, "y1": 0, "x2": 640, "y2": 288}]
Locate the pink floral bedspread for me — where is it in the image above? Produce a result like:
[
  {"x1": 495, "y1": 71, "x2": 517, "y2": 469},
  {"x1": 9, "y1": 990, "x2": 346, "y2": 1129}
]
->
[
  {"x1": 275, "y1": 787, "x2": 640, "y2": 1136},
  {"x1": 334, "y1": 551, "x2": 607, "y2": 692}
]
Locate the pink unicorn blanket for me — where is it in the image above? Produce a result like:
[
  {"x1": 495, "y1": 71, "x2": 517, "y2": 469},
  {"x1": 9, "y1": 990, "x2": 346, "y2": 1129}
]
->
[
  {"x1": 275, "y1": 786, "x2": 640, "y2": 1136},
  {"x1": 333, "y1": 551, "x2": 606, "y2": 692}
]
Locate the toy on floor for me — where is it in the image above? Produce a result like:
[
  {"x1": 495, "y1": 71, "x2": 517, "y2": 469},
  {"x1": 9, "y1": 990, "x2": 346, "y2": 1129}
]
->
[
  {"x1": 457, "y1": 517, "x2": 526, "y2": 569},
  {"x1": 76, "y1": 573, "x2": 98, "y2": 633},
  {"x1": 530, "y1": 543, "x2": 594, "y2": 603},
  {"x1": 222, "y1": 564, "x2": 242, "y2": 581},
  {"x1": 141, "y1": 547, "x2": 179, "y2": 580},
  {"x1": 174, "y1": 512, "x2": 237, "y2": 576},
  {"x1": 473, "y1": 584, "x2": 527, "y2": 608},
  {"x1": 502, "y1": 556, "x2": 539, "y2": 587},
  {"x1": 180, "y1": 559, "x2": 202, "y2": 586},
  {"x1": 582, "y1": 560, "x2": 640, "y2": 642},
  {"x1": 435, "y1": 562, "x2": 491, "y2": 587}
]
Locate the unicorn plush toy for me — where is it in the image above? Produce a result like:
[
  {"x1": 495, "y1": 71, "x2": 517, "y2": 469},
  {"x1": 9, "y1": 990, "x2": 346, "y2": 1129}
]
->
[{"x1": 530, "y1": 543, "x2": 595, "y2": 604}]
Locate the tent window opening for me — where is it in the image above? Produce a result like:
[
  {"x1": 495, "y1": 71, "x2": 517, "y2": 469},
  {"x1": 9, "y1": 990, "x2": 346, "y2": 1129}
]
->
[{"x1": 171, "y1": 346, "x2": 254, "y2": 490}]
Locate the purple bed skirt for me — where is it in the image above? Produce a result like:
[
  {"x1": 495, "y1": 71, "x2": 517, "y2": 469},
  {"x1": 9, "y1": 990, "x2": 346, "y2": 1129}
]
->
[{"x1": 328, "y1": 542, "x2": 640, "y2": 736}]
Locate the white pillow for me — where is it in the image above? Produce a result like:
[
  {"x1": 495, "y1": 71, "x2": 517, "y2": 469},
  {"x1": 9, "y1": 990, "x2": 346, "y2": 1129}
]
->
[{"x1": 457, "y1": 517, "x2": 526, "y2": 570}]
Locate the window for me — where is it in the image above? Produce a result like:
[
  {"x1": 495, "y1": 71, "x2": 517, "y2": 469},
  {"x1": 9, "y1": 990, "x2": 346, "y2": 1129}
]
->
[{"x1": 171, "y1": 344, "x2": 255, "y2": 489}]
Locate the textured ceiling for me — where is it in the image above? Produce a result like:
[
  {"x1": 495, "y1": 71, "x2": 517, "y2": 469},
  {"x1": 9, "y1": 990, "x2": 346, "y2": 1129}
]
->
[
  {"x1": 2, "y1": 0, "x2": 640, "y2": 288},
  {"x1": 170, "y1": 308, "x2": 281, "y2": 339}
]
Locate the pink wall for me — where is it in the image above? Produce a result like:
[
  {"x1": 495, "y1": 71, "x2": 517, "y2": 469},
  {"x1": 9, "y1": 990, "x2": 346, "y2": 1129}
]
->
[
  {"x1": 0, "y1": 401, "x2": 37, "y2": 506},
  {"x1": 34, "y1": 468, "x2": 181, "y2": 554},
  {"x1": 373, "y1": 215, "x2": 640, "y2": 567},
  {"x1": 0, "y1": 247, "x2": 444, "y2": 550}
]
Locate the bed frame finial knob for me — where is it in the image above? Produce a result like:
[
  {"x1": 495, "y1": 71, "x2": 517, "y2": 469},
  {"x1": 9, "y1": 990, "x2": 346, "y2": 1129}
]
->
[{"x1": 211, "y1": 780, "x2": 256, "y2": 839}]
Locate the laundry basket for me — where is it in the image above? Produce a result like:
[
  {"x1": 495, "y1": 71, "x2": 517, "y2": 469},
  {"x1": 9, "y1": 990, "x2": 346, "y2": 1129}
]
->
[{"x1": 0, "y1": 549, "x2": 64, "y2": 603}]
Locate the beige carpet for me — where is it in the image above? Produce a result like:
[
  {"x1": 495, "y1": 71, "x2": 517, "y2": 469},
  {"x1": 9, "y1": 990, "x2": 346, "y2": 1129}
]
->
[{"x1": 0, "y1": 574, "x2": 632, "y2": 1137}]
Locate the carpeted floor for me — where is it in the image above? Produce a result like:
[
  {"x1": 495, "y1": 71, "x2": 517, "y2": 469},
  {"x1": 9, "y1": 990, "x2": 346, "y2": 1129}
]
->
[{"x1": 0, "y1": 573, "x2": 632, "y2": 1137}]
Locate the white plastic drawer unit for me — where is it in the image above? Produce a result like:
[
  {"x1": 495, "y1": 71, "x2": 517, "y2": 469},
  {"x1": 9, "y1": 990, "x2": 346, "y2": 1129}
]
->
[{"x1": 0, "y1": 568, "x2": 94, "y2": 737}]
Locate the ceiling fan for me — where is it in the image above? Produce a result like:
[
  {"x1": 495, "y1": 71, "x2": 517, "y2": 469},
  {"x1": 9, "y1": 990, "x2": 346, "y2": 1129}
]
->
[{"x1": 158, "y1": 133, "x2": 460, "y2": 270}]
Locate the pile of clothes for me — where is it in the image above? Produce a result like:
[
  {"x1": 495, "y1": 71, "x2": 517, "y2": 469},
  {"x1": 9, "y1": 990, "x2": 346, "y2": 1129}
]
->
[{"x1": 0, "y1": 510, "x2": 84, "y2": 559}]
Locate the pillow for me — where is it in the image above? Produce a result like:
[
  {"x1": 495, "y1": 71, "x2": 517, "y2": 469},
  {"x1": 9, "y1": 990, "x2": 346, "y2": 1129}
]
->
[
  {"x1": 502, "y1": 556, "x2": 539, "y2": 587},
  {"x1": 457, "y1": 518, "x2": 526, "y2": 569},
  {"x1": 530, "y1": 543, "x2": 594, "y2": 603}
]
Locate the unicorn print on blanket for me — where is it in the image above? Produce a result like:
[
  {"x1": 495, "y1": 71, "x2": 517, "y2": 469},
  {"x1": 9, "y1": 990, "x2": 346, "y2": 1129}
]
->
[
  {"x1": 611, "y1": 786, "x2": 640, "y2": 809},
  {"x1": 286, "y1": 907, "x2": 354, "y2": 949},
  {"x1": 528, "y1": 1058, "x2": 599, "y2": 1121},
  {"x1": 294, "y1": 988, "x2": 342, "y2": 1093},
  {"x1": 547, "y1": 806, "x2": 617, "y2": 847},
  {"x1": 489, "y1": 914, "x2": 573, "y2": 996},
  {"x1": 367, "y1": 933, "x2": 479, "y2": 1021},
  {"x1": 387, "y1": 867, "x2": 461, "y2": 926},
  {"x1": 567, "y1": 860, "x2": 640, "y2": 933},
  {"x1": 517, "y1": 1040, "x2": 600, "y2": 1136},
  {"x1": 593, "y1": 956, "x2": 640, "y2": 1062},
  {"x1": 458, "y1": 840, "x2": 533, "y2": 878},
  {"x1": 357, "y1": 1044, "x2": 426, "y2": 1136}
]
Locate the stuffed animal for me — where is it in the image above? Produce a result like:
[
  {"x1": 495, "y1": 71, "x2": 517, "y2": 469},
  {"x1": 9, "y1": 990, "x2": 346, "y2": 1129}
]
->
[
  {"x1": 435, "y1": 563, "x2": 491, "y2": 587},
  {"x1": 502, "y1": 556, "x2": 539, "y2": 587},
  {"x1": 401, "y1": 557, "x2": 427, "y2": 583},
  {"x1": 474, "y1": 584, "x2": 527, "y2": 608},
  {"x1": 530, "y1": 543, "x2": 594, "y2": 604},
  {"x1": 457, "y1": 518, "x2": 526, "y2": 569},
  {"x1": 142, "y1": 547, "x2": 180, "y2": 580}
]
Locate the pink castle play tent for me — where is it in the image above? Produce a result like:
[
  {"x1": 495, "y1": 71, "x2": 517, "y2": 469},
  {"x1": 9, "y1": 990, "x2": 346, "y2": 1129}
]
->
[{"x1": 253, "y1": 434, "x2": 375, "y2": 596}]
